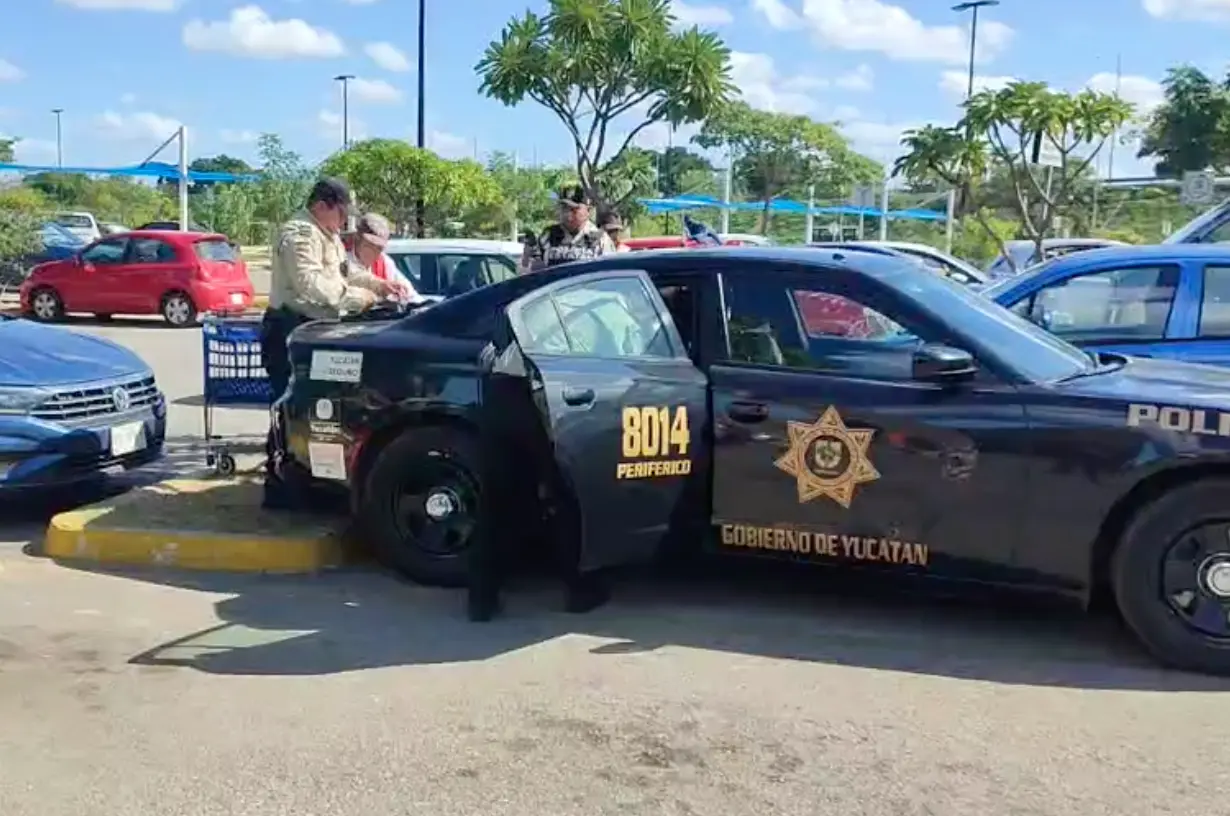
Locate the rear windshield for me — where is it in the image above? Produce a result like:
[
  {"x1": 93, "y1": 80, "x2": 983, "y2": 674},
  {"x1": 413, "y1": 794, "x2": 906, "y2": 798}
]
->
[
  {"x1": 55, "y1": 214, "x2": 94, "y2": 229},
  {"x1": 194, "y1": 239, "x2": 237, "y2": 262}
]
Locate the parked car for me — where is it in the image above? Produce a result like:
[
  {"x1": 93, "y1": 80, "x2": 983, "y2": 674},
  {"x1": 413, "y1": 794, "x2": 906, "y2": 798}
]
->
[
  {"x1": 0, "y1": 315, "x2": 166, "y2": 492},
  {"x1": 384, "y1": 239, "x2": 522, "y2": 299},
  {"x1": 19, "y1": 230, "x2": 255, "y2": 327},
  {"x1": 718, "y1": 233, "x2": 775, "y2": 246},
  {"x1": 984, "y1": 244, "x2": 1230, "y2": 367},
  {"x1": 624, "y1": 235, "x2": 750, "y2": 251},
  {"x1": 1, "y1": 223, "x2": 86, "y2": 293},
  {"x1": 807, "y1": 241, "x2": 987, "y2": 287},
  {"x1": 52, "y1": 211, "x2": 102, "y2": 243},
  {"x1": 99, "y1": 223, "x2": 129, "y2": 236},
  {"x1": 986, "y1": 238, "x2": 1128, "y2": 279}
]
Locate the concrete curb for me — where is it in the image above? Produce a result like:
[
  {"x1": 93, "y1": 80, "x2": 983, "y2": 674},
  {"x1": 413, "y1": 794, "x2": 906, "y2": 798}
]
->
[{"x1": 43, "y1": 478, "x2": 347, "y2": 574}]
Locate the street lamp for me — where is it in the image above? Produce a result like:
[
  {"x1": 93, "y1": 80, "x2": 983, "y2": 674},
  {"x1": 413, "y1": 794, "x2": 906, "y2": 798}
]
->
[
  {"x1": 952, "y1": 0, "x2": 1000, "y2": 100},
  {"x1": 415, "y1": 0, "x2": 427, "y2": 237},
  {"x1": 51, "y1": 108, "x2": 63, "y2": 168},
  {"x1": 333, "y1": 74, "x2": 355, "y2": 149}
]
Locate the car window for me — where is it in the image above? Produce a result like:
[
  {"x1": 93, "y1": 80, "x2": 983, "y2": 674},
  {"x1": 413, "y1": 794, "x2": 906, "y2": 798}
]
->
[
  {"x1": 722, "y1": 275, "x2": 923, "y2": 378},
  {"x1": 1199, "y1": 266, "x2": 1230, "y2": 335},
  {"x1": 1025, "y1": 265, "x2": 1179, "y2": 341},
  {"x1": 82, "y1": 238, "x2": 128, "y2": 265},
  {"x1": 129, "y1": 237, "x2": 177, "y2": 263},
  {"x1": 514, "y1": 276, "x2": 675, "y2": 359},
  {"x1": 388, "y1": 253, "x2": 427, "y2": 292},
  {"x1": 194, "y1": 239, "x2": 236, "y2": 262},
  {"x1": 55, "y1": 214, "x2": 93, "y2": 229},
  {"x1": 484, "y1": 255, "x2": 518, "y2": 284}
]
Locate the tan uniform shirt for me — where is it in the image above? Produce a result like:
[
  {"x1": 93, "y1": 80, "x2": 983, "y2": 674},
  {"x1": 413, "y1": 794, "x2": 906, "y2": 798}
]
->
[{"x1": 269, "y1": 213, "x2": 380, "y2": 320}]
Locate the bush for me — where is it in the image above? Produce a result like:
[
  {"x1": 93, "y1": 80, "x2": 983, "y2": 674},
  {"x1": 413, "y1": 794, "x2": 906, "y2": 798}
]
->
[{"x1": 0, "y1": 186, "x2": 47, "y2": 289}]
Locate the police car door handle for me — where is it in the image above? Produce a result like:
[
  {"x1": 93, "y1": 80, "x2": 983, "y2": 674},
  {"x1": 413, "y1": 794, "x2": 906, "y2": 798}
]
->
[
  {"x1": 728, "y1": 401, "x2": 769, "y2": 423},
  {"x1": 561, "y1": 386, "x2": 595, "y2": 406}
]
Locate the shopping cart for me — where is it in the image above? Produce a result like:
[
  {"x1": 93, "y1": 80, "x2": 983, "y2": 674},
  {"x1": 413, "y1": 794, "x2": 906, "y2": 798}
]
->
[{"x1": 201, "y1": 314, "x2": 275, "y2": 476}]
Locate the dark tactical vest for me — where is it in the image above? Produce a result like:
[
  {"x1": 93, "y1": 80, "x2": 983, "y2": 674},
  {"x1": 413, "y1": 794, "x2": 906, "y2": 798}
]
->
[{"x1": 533, "y1": 223, "x2": 608, "y2": 268}]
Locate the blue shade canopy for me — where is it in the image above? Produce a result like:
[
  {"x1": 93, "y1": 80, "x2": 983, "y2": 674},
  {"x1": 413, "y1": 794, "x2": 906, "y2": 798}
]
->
[
  {"x1": 637, "y1": 195, "x2": 946, "y2": 221},
  {"x1": 0, "y1": 160, "x2": 257, "y2": 182}
]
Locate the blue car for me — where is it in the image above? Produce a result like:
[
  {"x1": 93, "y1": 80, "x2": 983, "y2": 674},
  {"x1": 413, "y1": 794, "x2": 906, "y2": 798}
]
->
[
  {"x1": 984, "y1": 244, "x2": 1230, "y2": 367},
  {"x1": 0, "y1": 316, "x2": 167, "y2": 492},
  {"x1": 34, "y1": 221, "x2": 86, "y2": 263}
]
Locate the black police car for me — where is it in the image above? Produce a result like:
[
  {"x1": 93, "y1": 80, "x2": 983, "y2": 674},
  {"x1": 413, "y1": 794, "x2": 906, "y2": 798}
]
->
[{"x1": 281, "y1": 246, "x2": 1230, "y2": 675}]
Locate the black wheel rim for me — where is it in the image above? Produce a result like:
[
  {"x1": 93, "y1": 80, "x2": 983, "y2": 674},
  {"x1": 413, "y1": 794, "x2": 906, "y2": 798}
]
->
[
  {"x1": 1161, "y1": 522, "x2": 1230, "y2": 638},
  {"x1": 391, "y1": 453, "x2": 478, "y2": 559}
]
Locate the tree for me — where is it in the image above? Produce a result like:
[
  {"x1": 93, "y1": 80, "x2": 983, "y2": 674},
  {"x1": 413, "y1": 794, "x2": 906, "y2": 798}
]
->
[
  {"x1": 653, "y1": 146, "x2": 713, "y2": 197},
  {"x1": 251, "y1": 134, "x2": 313, "y2": 243},
  {"x1": 1138, "y1": 66, "x2": 1230, "y2": 177},
  {"x1": 895, "y1": 82, "x2": 1133, "y2": 271},
  {"x1": 596, "y1": 146, "x2": 657, "y2": 221},
  {"x1": 321, "y1": 138, "x2": 503, "y2": 236},
  {"x1": 483, "y1": 152, "x2": 572, "y2": 237},
  {"x1": 695, "y1": 101, "x2": 879, "y2": 234},
  {"x1": 159, "y1": 154, "x2": 256, "y2": 194},
  {"x1": 0, "y1": 138, "x2": 14, "y2": 164},
  {"x1": 476, "y1": 0, "x2": 733, "y2": 207},
  {"x1": 0, "y1": 186, "x2": 47, "y2": 287}
]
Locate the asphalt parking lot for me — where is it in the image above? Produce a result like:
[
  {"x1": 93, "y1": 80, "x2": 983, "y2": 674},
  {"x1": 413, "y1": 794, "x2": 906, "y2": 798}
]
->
[{"x1": 2, "y1": 318, "x2": 1229, "y2": 815}]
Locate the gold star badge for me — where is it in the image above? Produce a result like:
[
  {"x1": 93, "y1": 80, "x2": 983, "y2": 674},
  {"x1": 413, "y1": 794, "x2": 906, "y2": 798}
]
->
[{"x1": 774, "y1": 406, "x2": 881, "y2": 509}]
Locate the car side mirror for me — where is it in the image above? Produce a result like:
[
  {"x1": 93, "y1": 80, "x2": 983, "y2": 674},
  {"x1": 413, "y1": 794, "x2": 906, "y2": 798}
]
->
[{"x1": 913, "y1": 343, "x2": 977, "y2": 383}]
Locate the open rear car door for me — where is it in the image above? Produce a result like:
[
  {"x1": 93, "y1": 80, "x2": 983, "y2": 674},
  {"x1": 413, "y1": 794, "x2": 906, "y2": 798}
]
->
[{"x1": 486, "y1": 270, "x2": 709, "y2": 572}]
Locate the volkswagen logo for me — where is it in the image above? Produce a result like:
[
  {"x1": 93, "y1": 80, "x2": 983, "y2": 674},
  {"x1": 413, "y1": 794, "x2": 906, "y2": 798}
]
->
[{"x1": 112, "y1": 387, "x2": 131, "y2": 413}]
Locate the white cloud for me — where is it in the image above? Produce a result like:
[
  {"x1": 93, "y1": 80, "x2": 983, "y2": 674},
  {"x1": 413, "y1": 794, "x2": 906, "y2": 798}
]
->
[
  {"x1": 1143, "y1": 0, "x2": 1230, "y2": 21},
  {"x1": 730, "y1": 51, "x2": 818, "y2": 114},
  {"x1": 4, "y1": 137, "x2": 59, "y2": 164},
  {"x1": 318, "y1": 109, "x2": 366, "y2": 142},
  {"x1": 751, "y1": 0, "x2": 802, "y2": 28},
  {"x1": 832, "y1": 104, "x2": 861, "y2": 120},
  {"x1": 1087, "y1": 72, "x2": 1165, "y2": 114},
  {"x1": 0, "y1": 59, "x2": 25, "y2": 83},
  {"x1": 220, "y1": 129, "x2": 258, "y2": 144},
  {"x1": 95, "y1": 110, "x2": 184, "y2": 142},
  {"x1": 754, "y1": 0, "x2": 1013, "y2": 64},
  {"x1": 365, "y1": 41, "x2": 411, "y2": 72},
  {"x1": 834, "y1": 63, "x2": 873, "y2": 91},
  {"x1": 939, "y1": 69, "x2": 1016, "y2": 98},
  {"x1": 183, "y1": 6, "x2": 344, "y2": 60},
  {"x1": 349, "y1": 77, "x2": 403, "y2": 105},
  {"x1": 428, "y1": 130, "x2": 470, "y2": 159},
  {"x1": 55, "y1": 0, "x2": 180, "y2": 9},
  {"x1": 840, "y1": 118, "x2": 927, "y2": 163},
  {"x1": 671, "y1": 1, "x2": 734, "y2": 26}
]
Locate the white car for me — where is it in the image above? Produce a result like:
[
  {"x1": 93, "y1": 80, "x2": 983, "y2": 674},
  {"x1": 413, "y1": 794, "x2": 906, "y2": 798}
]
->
[
  {"x1": 52, "y1": 211, "x2": 102, "y2": 243},
  {"x1": 384, "y1": 238, "x2": 524, "y2": 300}
]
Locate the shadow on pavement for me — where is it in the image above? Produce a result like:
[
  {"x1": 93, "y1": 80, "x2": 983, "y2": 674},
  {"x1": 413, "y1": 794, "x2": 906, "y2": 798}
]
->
[{"x1": 42, "y1": 554, "x2": 1230, "y2": 693}]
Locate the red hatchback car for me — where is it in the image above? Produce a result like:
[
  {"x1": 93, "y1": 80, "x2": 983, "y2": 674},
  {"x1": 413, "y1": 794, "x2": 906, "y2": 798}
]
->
[{"x1": 21, "y1": 230, "x2": 255, "y2": 327}]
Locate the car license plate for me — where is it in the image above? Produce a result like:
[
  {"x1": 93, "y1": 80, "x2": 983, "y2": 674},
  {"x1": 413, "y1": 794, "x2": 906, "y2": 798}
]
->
[
  {"x1": 110, "y1": 422, "x2": 145, "y2": 456},
  {"x1": 230, "y1": 292, "x2": 244, "y2": 305}
]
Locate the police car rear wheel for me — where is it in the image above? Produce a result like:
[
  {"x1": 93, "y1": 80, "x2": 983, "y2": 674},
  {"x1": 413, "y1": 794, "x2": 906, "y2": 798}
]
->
[
  {"x1": 1112, "y1": 479, "x2": 1230, "y2": 675},
  {"x1": 359, "y1": 425, "x2": 480, "y2": 587}
]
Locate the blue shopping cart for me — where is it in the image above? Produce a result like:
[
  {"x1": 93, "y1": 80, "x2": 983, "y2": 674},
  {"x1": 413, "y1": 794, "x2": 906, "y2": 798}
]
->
[{"x1": 201, "y1": 315, "x2": 275, "y2": 476}]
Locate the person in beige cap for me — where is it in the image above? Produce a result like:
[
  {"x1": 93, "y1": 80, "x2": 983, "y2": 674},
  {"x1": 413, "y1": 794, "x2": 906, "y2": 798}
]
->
[{"x1": 343, "y1": 212, "x2": 418, "y2": 301}]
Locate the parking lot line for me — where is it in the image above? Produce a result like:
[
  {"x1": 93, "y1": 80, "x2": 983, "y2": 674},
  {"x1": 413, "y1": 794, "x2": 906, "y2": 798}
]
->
[{"x1": 43, "y1": 476, "x2": 347, "y2": 573}]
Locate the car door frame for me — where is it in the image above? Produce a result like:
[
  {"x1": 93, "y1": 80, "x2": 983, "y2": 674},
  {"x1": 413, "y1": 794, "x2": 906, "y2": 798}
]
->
[
  {"x1": 121, "y1": 235, "x2": 183, "y2": 313},
  {"x1": 70, "y1": 236, "x2": 131, "y2": 313},
  {"x1": 492, "y1": 268, "x2": 711, "y2": 572}
]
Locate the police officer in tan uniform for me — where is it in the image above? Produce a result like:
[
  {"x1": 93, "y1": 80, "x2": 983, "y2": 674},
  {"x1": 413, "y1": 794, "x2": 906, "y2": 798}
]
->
[
  {"x1": 261, "y1": 177, "x2": 398, "y2": 508},
  {"x1": 521, "y1": 184, "x2": 616, "y2": 271}
]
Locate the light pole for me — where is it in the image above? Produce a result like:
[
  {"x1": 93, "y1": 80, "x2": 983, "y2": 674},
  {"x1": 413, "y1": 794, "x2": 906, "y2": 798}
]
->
[
  {"x1": 334, "y1": 74, "x2": 355, "y2": 149},
  {"x1": 415, "y1": 0, "x2": 427, "y2": 236},
  {"x1": 51, "y1": 108, "x2": 63, "y2": 168},
  {"x1": 952, "y1": 0, "x2": 1000, "y2": 100}
]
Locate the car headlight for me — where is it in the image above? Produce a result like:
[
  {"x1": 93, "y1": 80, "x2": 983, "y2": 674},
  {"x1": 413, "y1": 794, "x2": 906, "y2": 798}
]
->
[{"x1": 0, "y1": 387, "x2": 52, "y2": 415}]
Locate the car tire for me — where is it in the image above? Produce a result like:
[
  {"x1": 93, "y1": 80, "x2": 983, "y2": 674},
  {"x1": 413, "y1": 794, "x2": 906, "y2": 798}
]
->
[
  {"x1": 1112, "y1": 478, "x2": 1230, "y2": 675},
  {"x1": 27, "y1": 287, "x2": 64, "y2": 322},
  {"x1": 359, "y1": 424, "x2": 481, "y2": 587},
  {"x1": 161, "y1": 291, "x2": 197, "y2": 327}
]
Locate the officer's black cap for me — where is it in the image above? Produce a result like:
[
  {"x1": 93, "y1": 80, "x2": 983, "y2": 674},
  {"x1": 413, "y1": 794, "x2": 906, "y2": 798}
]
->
[
  {"x1": 308, "y1": 176, "x2": 352, "y2": 211},
  {"x1": 557, "y1": 184, "x2": 589, "y2": 209}
]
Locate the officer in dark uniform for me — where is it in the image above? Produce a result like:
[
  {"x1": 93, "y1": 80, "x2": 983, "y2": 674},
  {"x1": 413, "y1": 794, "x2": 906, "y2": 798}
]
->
[
  {"x1": 468, "y1": 331, "x2": 610, "y2": 622},
  {"x1": 521, "y1": 184, "x2": 615, "y2": 272}
]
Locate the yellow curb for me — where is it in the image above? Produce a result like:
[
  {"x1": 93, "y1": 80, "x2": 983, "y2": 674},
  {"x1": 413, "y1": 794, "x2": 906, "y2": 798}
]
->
[{"x1": 44, "y1": 477, "x2": 347, "y2": 573}]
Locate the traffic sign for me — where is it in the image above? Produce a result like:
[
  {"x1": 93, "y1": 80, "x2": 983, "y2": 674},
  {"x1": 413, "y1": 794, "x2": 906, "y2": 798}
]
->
[
  {"x1": 1181, "y1": 170, "x2": 1216, "y2": 207},
  {"x1": 849, "y1": 185, "x2": 877, "y2": 209}
]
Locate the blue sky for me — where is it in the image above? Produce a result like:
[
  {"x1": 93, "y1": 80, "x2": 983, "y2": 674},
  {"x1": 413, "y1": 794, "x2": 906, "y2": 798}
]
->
[{"x1": 0, "y1": 0, "x2": 1226, "y2": 177}]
